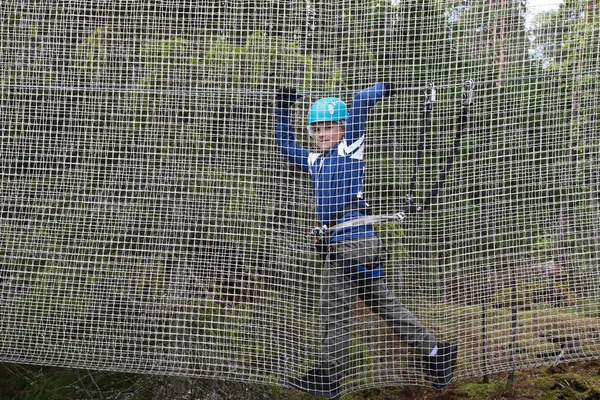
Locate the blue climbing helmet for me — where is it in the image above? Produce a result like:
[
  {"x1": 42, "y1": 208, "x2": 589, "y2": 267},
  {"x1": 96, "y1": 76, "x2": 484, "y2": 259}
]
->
[{"x1": 307, "y1": 97, "x2": 348, "y2": 126}]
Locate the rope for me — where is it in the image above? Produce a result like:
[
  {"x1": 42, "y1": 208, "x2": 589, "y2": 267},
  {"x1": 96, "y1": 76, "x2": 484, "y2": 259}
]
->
[{"x1": 1, "y1": 69, "x2": 598, "y2": 96}]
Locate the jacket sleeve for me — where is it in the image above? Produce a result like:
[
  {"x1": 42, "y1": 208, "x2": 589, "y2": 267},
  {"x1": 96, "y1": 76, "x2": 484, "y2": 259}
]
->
[
  {"x1": 275, "y1": 108, "x2": 311, "y2": 173},
  {"x1": 342, "y1": 83, "x2": 387, "y2": 159}
]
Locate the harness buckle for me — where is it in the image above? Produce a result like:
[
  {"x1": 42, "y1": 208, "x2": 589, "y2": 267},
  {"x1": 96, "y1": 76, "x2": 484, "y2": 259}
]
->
[
  {"x1": 311, "y1": 225, "x2": 330, "y2": 257},
  {"x1": 462, "y1": 80, "x2": 475, "y2": 107},
  {"x1": 424, "y1": 82, "x2": 436, "y2": 112},
  {"x1": 310, "y1": 225, "x2": 328, "y2": 239},
  {"x1": 395, "y1": 211, "x2": 407, "y2": 221}
]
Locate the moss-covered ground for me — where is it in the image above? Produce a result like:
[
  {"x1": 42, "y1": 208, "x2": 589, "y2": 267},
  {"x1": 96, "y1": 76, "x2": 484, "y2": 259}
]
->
[{"x1": 2, "y1": 361, "x2": 600, "y2": 400}]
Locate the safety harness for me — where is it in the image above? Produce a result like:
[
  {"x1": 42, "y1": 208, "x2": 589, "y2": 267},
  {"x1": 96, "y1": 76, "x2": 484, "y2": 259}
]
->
[{"x1": 314, "y1": 80, "x2": 474, "y2": 237}]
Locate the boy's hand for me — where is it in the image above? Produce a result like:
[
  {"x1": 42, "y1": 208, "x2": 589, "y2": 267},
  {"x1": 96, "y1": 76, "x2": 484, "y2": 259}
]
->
[
  {"x1": 275, "y1": 87, "x2": 304, "y2": 109},
  {"x1": 383, "y1": 82, "x2": 398, "y2": 97}
]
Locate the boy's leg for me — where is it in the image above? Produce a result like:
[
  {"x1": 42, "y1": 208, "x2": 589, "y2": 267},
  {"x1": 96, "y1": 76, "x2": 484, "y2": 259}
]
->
[
  {"x1": 320, "y1": 235, "x2": 387, "y2": 374},
  {"x1": 321, "y1": 251, "x2": 354, "y2": 376},
  {"x1": 358, "y1": 277, "x2": 458, "y2": 389},
  {"x1": 288, "y1": 251, "x2": 352, "y2": 399},
  {"x1": 357, "y1": 277, "x2": 437, "y2": 355}
]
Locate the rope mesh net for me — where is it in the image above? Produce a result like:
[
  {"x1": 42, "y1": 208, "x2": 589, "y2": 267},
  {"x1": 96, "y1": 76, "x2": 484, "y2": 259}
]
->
[{"x1": 1, "y1": 0, "x2": 599, "y2": 395}]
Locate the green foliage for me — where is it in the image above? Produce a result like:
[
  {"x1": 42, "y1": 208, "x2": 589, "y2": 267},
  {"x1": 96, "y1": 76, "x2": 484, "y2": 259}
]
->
[{"x1": 76, "y1": 26, "x2": 112, "y2": 75}]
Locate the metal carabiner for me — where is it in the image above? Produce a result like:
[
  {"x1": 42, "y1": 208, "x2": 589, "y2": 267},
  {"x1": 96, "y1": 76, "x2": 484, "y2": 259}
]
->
[
  {"x1": 462, "y1": 80, "x2": 475, "y2": 107},
  {"x1": 424, "y1": 81, "x2": 436, "y2": 112}
]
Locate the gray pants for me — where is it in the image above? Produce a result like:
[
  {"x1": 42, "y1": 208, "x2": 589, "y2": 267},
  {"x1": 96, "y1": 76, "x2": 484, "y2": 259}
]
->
[{"x1": 321, "y1": 235, "x2": 437, "y2": 374}]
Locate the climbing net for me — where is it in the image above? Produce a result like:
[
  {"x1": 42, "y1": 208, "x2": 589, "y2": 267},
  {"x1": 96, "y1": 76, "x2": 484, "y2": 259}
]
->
[{"x1": 1, "y1": 0, "x2": 599, "y2": 396}]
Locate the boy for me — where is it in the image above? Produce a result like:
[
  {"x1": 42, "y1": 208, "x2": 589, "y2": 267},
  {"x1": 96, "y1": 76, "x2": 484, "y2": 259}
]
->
[{"x1": 275, "y1": 83, "x2": 458, "y2": 399}]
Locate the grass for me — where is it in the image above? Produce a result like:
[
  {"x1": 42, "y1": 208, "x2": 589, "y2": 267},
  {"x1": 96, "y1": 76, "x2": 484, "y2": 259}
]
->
[{"x1": 2, "y1": 360, "x2": 600, "y2": 399}]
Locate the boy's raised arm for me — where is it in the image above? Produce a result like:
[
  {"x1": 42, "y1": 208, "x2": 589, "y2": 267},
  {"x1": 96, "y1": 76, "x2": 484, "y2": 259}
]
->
[
  {"x1": 345, "y1": 83, "x2": 397, "y2": 145},
  {"x1": 274, "y1": 88, "x2": 311, "y2": 173}
]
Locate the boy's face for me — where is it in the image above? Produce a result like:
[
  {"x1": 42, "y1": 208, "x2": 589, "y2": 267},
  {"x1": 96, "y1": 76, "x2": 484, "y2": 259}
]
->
[{"x1": 310, "y1": 121, "x2": 345, "y2": 153}]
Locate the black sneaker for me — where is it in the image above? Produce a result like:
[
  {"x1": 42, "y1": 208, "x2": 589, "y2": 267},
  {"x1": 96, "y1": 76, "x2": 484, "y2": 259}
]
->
[
  {"x1": 424, "y1": 342, "x2": 458, "y2": 390},
  {"x1": 288, "y1": 368, "x2": 340, "y2": 399}
]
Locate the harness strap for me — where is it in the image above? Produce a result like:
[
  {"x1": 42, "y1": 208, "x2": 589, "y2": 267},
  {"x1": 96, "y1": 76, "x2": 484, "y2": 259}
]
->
[
  {"x1": 421, "y1": 80, "x2": 474, "y2": 209},
  {"x1": 317, "y1": 80, "x2": 474, "y2": 235},
  {"x1": 327, "y1": 198, "x2": 372, "y2": 230},
  {"x1": 406, "y1": 82, "x2": 435, "y2": 210}
]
